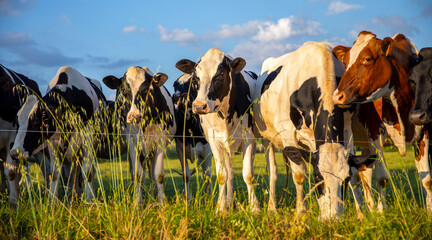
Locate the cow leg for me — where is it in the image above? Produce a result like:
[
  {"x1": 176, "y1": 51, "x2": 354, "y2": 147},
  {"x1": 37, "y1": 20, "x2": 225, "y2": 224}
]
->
[
  {"x1": 348, "y1": 167, "x2": 366, "y2": 218},
  {"x1": 129, "y1": 144, "x2": 145, "y2": 205},
  {"x1": 48, "y1": 146, "x2": 61, "y2": 202},
  {"x1": 289, "y1": 159, "x2": 307, "y2": 214},
  {"x1": 267, "y1": 143, "x2": 278, "y2": 212},
  {"x1": 211, "y1": 142, "x2": 227, "y2": 213},
  {"x1": 152, "y1": 148, "x2": 166, "y2": 204},
  {"x1": 415, "y1": 134, "x2": 432, "y2": 212},
  {"x1": 81, "y1": 154, "x2": 95, "y2": 202},
  {"x1": 4, "y1": 153, "x2": 20, "y2": 207},
  {"x1": 34, "y1": 151, "x2": 51, "y2": 190},
  {"x1": 242, "y1": 137, "x2": 259, "y2": 212},
  {"x1": 175, "y1": 139, "x2": 191, "y2": 201},
  {"x1": 374, "y1": 141, "x2": 389, "y2": 212},
  {"x1": 197, "y1": 145, "x2": 212, "y2": 195},
  {"x1": 225, "y1": 156, "x2": 234, "y2": 209}
]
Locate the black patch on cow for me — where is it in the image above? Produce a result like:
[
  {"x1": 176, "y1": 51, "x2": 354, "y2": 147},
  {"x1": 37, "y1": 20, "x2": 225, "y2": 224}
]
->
[
  {"x1": 0, "y1": 64, "x2": 41, "y2": 123},
  {"x1": 261, "y1": 66, "x2": 283, "y2": 94},
  {"x1": 57, "y1": 72, "x2": 68, "y2": 85},
  {"x1": 207, "y1": 57, "x2": 231, "y2": 105},
  {"x1": 131, "y1": 72, "x2": 174, "y2": 129},
  {"x1": 174, "y1": 108, "x2": 207, "y2": 146},
  {"x1": 173, "y1": 75, "x2": 207, "y2": 146},
  {"x1": 290, "y1": 77, "x2": 344, "y2": 148},
  {"x1": 227, "y1": 71, "x2": 253, "y2": 127}
]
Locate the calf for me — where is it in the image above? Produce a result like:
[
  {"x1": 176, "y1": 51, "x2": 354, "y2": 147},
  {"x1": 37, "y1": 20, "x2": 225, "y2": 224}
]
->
[
  {"x1": 172, "y1": 73, "x2": 212, "y2": 200},
  {"x1": 252, "y1": 42, "x2": 370, "y2": 219},
  {"x1": 332, "y1": 31, "x2": 431, "y2": 212},
  {"x1": 176, "y1": 48, "x2": 259, "y2": 212},
  {"x1": 10, "y1": 66, "x2": 107, "y2": 202},
  {"x1": 103, "y1": 66, "x2": 176, "y2": 205},
  {"x1": 0, "y1": 64, "x2": 49, "y2": 207}
]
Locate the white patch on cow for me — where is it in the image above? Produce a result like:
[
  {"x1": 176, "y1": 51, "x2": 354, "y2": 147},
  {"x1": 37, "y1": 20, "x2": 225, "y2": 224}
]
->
[
  {"x1": 48, "y1": 66, "x2": 100, "y2": 110},
  {"x1": 10, "y1": 94, "x2": 39, "y2": 158},
  {"x1": 125, "y1": 66, "x2": 147, "y2": 118},
  {"x1": 347, "y1": 33, "x2": 375, "y2": 70},
  {"x1": 364, "y1": 81, "x2": 392, "y2": 102},
  {"x1": 317, "y1": 143, "x2": 349, "y2": 219}
]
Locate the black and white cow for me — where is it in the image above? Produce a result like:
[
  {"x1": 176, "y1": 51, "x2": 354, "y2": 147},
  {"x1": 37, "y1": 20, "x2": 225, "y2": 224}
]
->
[
  {"x1": 103, "y1": 66, "x2": 176, "y2": 205},
  {"x1": 10, "y1": 66, "x2": 107, "y2": 202},
  {"x1": 409, "y1": 47, "x2": 432, "y2": 209},
  {"x1": 410, "y1": 48, "x2": 432, "y2": 125},
  {"x1": 253, "y1": 42, "x2": 367, "y2": 219},
  {"x1": 172, "y1": 73, "x2": 212, "y2": 200},
  {"x1": 0, "y1": 64, "x2": 50, "y2": 207},
  {"x1": 176, "y1": 48, "x2": 259, "y2": 212}
]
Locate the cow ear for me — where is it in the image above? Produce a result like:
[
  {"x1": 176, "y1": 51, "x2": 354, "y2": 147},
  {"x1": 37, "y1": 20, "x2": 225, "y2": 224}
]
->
[
  {"x1": 283, "y1": 146, "x2": 317, "y2": 165},
  {"x1": 231, "y1": 57, "x2": 246, "y2": 74},
  {"x1": 333, "y1": 45, "x2": 351, "y2": 66},
  {"x1": 103, "y1": 75, "x2": 122, "y2": 90},
  {"x1": 348, "y1": 154, "x2": 377, "y2": 169},
  {"x1": 153, "y1": 73, "x2": 168, "y2": 87},
  {"x1": 382, "y1": 37, "x2": 395, "y2": 57},
  {"x1": 176, "y1": 59, "x2": 196, "y2": 74}
]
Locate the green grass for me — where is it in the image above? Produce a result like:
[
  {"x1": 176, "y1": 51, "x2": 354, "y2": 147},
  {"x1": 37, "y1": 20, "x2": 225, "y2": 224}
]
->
[{"x1": 1, "y1": 144, "x2": 431, "y2": 239}]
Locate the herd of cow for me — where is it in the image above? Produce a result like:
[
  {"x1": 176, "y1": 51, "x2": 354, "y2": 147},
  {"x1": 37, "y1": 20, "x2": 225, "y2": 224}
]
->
[{"x1": 0, "y1": 30, "x2": 431, "y2": 220}]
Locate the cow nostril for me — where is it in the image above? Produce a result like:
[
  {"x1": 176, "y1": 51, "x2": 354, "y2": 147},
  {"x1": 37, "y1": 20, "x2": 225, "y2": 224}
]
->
[
  {"x1": 333, "y1": 91, "x2": 345, "y2": 104},
  {"x1": 10, "y1": 150, "x2": 19, "y2": 160}
]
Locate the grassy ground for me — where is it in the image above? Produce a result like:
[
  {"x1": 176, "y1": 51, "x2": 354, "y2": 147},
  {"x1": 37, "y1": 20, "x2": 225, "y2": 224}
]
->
[{"x1": 1, "y1": 144, "x2": 431, "y2": 239}]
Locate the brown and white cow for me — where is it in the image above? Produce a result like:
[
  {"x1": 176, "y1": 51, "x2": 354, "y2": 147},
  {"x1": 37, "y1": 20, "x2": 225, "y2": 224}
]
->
[
  {"x1": 176, "y1": 48, "x2": 260, "y2": 213},
  {"x1": 332, "y1": 31, "x2": 431, "y2": 212}
]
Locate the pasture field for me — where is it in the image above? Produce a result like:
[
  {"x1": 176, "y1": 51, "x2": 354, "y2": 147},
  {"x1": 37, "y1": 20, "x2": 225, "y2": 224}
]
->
[{"x1": 1, "y1": 144, "x2": 431, "y2": 239}]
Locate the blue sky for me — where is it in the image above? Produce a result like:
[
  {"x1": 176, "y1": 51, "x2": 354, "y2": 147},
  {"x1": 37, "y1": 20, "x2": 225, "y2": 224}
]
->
[{"x1": 1, "y1": 0, "x2": 431, "y2": 100}]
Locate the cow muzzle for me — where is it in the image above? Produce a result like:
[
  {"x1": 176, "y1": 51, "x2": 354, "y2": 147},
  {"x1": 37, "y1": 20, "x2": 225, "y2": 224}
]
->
[
  {"x1": 192, "y1": 101, "x2": 209, "y2": 115},
  {"x1": 10, "y1": 149, "x2": 29, "y2": 161},
  {"x1": 127, "y1": 112, "x2": 142, "y2": 124},
  {"x1": 332, "y1": 90, "x2": 348, "y2": 105},
  {"x1": 409, "y1": 110, "x2": 432, "y2": 125}
]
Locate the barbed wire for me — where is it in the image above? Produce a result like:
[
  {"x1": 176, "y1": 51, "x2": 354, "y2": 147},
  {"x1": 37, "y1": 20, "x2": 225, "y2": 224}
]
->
[{"x1": 1, "y1": 128, "x2": 430, "y2": 146}]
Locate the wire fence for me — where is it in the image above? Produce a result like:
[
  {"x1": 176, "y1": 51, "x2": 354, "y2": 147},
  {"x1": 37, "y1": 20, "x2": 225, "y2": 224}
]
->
[{"x1": 1, "y1": 128, "x2": 429, "y2": 147}]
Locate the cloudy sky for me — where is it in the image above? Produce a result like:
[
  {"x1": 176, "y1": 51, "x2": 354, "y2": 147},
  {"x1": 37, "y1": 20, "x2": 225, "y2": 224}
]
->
[{"x1": 1, "y1": 0, "x2": 431, "y2": 99}]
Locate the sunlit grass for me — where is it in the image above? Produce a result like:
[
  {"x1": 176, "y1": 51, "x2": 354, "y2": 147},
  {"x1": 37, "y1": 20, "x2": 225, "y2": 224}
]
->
[{"x1": 1, "y1": 142, "x2": 431, "y2": 239}]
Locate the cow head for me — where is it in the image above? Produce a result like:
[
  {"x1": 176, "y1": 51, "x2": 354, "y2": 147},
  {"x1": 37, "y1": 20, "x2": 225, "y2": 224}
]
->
[
  {"x1": 176, "y1": 48, "x2": 246, "y2": 115},
  {"x1": 103, "y1": 66, "x2": 169, "y2": 124},
  {"x1": 409, "y1": 48, "x2": 432, "y2": 125},
  {"x1": 332, "y1": 31, "x2": 417, "y2": 105},
  {"x1": 10, "y1": 94, "x2": 58, "y2": 160},
  {"x1": 172, "y1": 73, "x2": 199, "y2": 114},
  {"x1": 285, "y1": 143, "x2": 375, "y2": 220}
]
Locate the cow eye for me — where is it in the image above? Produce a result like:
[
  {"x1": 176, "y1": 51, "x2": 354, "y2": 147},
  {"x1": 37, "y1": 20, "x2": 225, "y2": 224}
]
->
[{"x1": 363, "y1": 57, "x2": 373, "y2": 64}]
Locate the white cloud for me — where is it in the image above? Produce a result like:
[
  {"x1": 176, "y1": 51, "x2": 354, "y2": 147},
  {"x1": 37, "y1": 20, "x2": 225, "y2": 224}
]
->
[
  {"x1": 327, "y1": 1, "x2": 364, "y2": 15},
  {"x1": 230, "y1": 41, "x2": 300, "y2": 70},
  {"x1": 122, "y1": 26, "x2": 145, "y2": 34},
  {"x1": 216, "y1": 20, "x2": 264, "y2": 39},
  {"x1": 252, "y1": 17, "x2": 323, "y2": 42},
  {"x1": 158, "y1": 25, "x2": 197, "y2": 43},
  {"x1": 0, "y1": 32, "x2": 35, "y2": 47}
]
